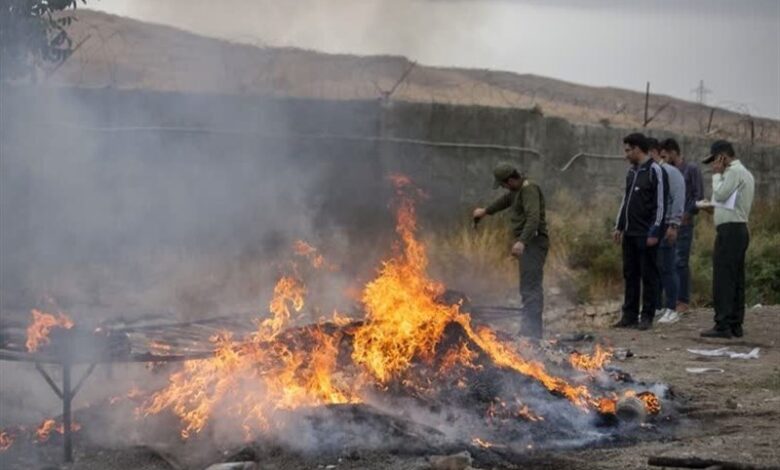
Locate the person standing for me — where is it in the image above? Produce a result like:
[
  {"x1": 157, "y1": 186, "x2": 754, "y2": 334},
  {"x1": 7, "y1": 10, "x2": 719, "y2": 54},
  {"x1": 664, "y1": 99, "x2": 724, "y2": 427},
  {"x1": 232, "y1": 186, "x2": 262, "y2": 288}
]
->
[
  {"x1": 647, "y1": 138, "x2": 686, "y2": 324},
  {"x1": 472, "y1": 163, "x2": 548, "y2": 338},
  {"x1": 661, "y1": 138, "x2": 703, "y2": 314},
  {"x1": 700, "y1": 140, "x2": 755, "y2": 338},
  {"x1": 613, "y1": 133, "x2": 665, "y2": 330}
]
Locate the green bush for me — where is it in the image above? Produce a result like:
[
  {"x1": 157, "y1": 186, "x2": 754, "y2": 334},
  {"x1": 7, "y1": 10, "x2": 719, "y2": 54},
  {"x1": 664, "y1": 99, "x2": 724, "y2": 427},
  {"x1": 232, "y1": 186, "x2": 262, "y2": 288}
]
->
[{"x1": 746, "y1": 232, "x2": 780, "y2": 305}]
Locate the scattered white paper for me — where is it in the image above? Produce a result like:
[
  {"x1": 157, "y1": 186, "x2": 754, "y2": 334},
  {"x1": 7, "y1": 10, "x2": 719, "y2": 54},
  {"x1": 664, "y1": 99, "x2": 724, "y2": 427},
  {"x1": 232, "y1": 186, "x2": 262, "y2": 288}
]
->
[
  {"x1": 687, "y1": 347, "x2": 760, "y2": 359},
  {"x1": 686, "y1": 367, "x2": 725, "y2": 374}
]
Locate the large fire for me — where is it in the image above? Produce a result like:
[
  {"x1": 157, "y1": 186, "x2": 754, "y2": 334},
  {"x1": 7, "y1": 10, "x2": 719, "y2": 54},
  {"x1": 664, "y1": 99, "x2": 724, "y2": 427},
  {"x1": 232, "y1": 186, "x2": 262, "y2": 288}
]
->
[
  {"x1": 140, "y1": 174, "x2": 658, "y2": 441},
  {"x1": 25, "y1": 309, "x2": 74, "y2": 353}
]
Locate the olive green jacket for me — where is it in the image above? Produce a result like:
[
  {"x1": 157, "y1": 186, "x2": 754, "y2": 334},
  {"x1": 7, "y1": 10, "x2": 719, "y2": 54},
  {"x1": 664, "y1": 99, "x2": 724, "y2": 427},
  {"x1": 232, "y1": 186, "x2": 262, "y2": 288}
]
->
[{"x1": 485, "y1": 180, "x2": 548, "y2": 244}]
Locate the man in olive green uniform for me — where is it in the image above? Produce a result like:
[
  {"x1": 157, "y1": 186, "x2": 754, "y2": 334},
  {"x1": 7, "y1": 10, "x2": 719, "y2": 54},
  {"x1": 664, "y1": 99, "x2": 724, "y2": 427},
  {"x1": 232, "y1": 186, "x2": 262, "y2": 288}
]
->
[
  {"x1": 700, "y1": 140, "x2": 755, "y2": 338},
  {"x1": 473, "y1": 163, "x2": 549, "y2": 338}
]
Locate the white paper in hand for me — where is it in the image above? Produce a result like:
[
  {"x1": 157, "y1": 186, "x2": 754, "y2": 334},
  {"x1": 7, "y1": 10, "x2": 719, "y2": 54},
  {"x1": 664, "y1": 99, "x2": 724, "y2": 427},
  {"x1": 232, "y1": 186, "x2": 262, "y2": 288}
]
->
[{"x1": 711, "y1": 189, "x2": 738, "y2": 210}]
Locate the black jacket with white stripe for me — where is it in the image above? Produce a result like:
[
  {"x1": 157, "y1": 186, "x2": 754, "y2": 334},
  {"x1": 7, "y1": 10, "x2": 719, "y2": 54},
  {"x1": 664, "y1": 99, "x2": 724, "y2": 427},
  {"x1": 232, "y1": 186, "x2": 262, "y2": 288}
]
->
[{"x1": 615, "y1": 157, "x2": 666, "y2": 238}]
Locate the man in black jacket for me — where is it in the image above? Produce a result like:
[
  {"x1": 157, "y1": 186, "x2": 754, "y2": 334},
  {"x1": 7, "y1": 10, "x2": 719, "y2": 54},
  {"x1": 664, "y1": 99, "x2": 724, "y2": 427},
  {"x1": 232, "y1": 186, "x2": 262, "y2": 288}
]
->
[{"x1": 613, "y1": 133, "x2": 666, "y2": 330}]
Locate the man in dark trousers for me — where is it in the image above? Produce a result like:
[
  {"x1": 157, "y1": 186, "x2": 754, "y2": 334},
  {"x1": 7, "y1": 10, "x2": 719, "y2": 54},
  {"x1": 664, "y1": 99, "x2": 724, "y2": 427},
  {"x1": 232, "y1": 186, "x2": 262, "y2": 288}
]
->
[
  {"x1": 661, "y1": 138, "x2": 703, "y2": 314},
  {"x1": 613, "y1": 133, "x2": 666, "y2": 330},
  {"x1": 472, "y1": 163, "x2": 548, "y2": 338},
  {"x1": 700, "y1": 140, "x2": 755, "y2": 338}
]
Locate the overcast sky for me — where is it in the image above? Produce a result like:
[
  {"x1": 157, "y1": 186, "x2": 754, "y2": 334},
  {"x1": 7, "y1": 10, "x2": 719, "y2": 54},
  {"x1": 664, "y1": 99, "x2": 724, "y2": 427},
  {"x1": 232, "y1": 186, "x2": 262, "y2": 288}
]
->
[{"x1": 90, "y1": 0, "x2": 779, "y2": 119}]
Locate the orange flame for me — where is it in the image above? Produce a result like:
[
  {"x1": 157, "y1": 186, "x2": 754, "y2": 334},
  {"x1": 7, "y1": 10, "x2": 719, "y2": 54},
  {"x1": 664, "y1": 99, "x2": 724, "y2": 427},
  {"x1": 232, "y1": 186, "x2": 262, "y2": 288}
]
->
[
  {"x1": 35, "y1": 419, "x2": 81, "y2": 443},
  {"x1": 26, "y1": 309, "x2": 74, "y2": 352},
  {"x1": 292, "y1": 240, "x2": 329, "y2": 270},
  {"x1": 142, "y1": 174, "x2": 660, "y2": 438},
  {"x1": 569, "y1": 345, "x2": 613, "y2": 372},
  {"x1": 263, "y1": 275, "x2": 305, "y2": 339},
  {"x1": 142, "y1": 274, "x2": 358, "y2": 438},
  {"x1": 0, "y1": 431, "x2": 13, "y2": 451}
]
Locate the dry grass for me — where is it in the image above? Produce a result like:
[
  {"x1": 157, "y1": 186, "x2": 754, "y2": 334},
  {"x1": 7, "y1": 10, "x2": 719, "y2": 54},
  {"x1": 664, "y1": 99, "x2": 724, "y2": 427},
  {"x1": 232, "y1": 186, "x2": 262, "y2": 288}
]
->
[{"x1": 427, "y1": 193, "x2": 779, "y2": 307}]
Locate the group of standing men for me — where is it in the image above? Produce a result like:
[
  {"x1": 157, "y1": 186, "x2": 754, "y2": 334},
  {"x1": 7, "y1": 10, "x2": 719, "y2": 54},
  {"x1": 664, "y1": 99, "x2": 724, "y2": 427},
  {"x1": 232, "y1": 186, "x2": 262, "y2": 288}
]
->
[
  {"x1": 612, "y1": 134, "x2": 702, "y2": 330},
  {"x1": 473, "y1": 134, "x2": 754, "y2": 340},
  {"x1": 612, "y1": 134, "x2": 754, "y2": 337}
]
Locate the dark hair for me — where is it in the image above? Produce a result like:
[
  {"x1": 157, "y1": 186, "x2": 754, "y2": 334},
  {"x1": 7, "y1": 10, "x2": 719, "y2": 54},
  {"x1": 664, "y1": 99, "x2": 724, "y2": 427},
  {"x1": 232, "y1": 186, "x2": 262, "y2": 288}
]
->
[
  {"x1": 646, "y1": 137, "x2": 661, "y2": 152},
  {"x1": 623, "y1": 133, "x2": 648, "y2": 153},
  {"x1": 507, "y1": 170, "x2": 521, "y2": 180},
  {"x1": 661, "y1": 138, "x2": 680, "y2": 154}
]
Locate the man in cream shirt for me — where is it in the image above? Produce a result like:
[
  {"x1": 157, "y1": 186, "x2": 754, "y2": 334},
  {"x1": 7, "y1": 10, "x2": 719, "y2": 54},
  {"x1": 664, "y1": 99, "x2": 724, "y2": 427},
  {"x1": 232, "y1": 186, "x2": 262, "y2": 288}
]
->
[{"x1": 699, "y1": 140, "x2": 755, "y2": 338}]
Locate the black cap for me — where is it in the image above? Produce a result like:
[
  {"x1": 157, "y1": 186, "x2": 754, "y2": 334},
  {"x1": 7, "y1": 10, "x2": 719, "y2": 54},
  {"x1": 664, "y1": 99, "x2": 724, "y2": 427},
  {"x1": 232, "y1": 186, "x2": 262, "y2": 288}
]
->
[{"x1": 702, "y1": 140, "x2": 735, "y2": 164}]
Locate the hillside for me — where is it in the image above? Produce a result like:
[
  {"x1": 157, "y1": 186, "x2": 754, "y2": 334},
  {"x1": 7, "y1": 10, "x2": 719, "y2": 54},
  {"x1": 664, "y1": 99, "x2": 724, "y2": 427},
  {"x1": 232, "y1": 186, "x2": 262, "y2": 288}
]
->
[{"x1": 35, "y1": 10, "x2": 780, "y2": 144}]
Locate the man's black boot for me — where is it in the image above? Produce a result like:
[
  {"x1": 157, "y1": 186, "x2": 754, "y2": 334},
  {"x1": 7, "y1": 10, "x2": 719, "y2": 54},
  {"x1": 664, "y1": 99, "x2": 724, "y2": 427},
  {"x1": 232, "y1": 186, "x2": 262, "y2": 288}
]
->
[
  {"x1": 731, "y1": 325, "x2": 744, "y2": 338},
  {"x1": 700, "y1": 328, "x2": 732, "y2": 339},
  {"x1": 613, "y1": 318, "x2": 638, "y2": 328},
  {"x1": 637, "y1": 318, "x2": 653, "y2": 331}
]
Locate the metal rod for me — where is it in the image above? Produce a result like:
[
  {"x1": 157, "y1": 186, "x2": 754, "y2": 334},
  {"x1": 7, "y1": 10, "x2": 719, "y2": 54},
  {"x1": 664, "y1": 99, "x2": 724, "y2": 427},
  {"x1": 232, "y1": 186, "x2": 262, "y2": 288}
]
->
[
  {"x1": 72, "y1": 363, "x2": 97, "y2": 398},
  {"x1": 0, "y1": 349, "x2": 214, "y2": 364},
  {"x1": 560, "y1": 152, "x2": 623, "y2": 172},
  {"x1": 62, "y1": 362, "x2": 73, "y2": 463},
  {"x1": 35, "y1": 363, "x2": 63, "y2": 399}
]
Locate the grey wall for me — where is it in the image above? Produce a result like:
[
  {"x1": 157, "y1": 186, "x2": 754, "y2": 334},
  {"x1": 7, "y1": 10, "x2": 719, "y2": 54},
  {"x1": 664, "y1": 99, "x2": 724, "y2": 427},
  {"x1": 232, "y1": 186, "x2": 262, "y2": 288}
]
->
[{"x1": 1, "y1": 85, "x2": 777, "y2": 315}]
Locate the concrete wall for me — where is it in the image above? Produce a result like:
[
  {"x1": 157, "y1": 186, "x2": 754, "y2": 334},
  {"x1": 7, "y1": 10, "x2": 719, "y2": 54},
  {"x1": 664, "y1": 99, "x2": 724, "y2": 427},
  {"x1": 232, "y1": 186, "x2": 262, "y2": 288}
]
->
[{"x1": 2, "y1": 85, "x2": 778, "y2": 311}]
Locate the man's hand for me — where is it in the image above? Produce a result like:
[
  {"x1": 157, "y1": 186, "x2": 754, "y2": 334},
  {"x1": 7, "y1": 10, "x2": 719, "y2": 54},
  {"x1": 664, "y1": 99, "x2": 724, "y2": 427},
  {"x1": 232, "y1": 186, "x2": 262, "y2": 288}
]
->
[
  {"x1": 511, "y1": 241, "x2": 525, "y2": 257},
  {"x1": 682, "y1": 213, "x2": 692, "y2": 225},
  {"x1": 647, "y1": 236, "x2": 659, "y2": 247},
  {"x1": 473, "y1": 208, "x2": 487, "y2": 220},
  {"x1": 665, "y1": 226, "x2": 678, "y2": 244},
  {"x1": 712, "y1": 155, "x2": 727, "y2": 174},
  {"x1": 612, "y1": 230, "x2": 623, "y2": 245}
]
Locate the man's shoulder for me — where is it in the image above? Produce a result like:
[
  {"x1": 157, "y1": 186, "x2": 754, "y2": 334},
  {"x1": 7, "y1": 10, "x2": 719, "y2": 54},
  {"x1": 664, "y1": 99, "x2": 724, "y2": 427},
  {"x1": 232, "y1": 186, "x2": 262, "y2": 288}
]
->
[
  {"x1": 522, "y1": 179, "x2": 541, "y2": 190},
  {"x1": 664, "y1": 163, "x2": 684, "y2": 178}
]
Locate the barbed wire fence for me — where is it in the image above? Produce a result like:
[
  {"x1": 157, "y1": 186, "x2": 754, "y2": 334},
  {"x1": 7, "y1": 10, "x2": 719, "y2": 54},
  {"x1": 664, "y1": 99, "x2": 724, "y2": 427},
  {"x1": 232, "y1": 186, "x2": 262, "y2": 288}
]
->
[{"x1": 32, "y1": 20, "x2": 780, "y2": 151}]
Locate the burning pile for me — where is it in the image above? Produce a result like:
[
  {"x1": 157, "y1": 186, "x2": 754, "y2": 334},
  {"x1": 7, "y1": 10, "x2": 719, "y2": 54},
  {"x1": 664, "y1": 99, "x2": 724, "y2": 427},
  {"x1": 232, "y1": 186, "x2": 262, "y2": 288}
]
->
[
  {"x1": 1, "y1": 175, "x2": 666, "y2": 458},
  {"x1": 137, "y1": 174, "x2": 664, "y2": 449}
]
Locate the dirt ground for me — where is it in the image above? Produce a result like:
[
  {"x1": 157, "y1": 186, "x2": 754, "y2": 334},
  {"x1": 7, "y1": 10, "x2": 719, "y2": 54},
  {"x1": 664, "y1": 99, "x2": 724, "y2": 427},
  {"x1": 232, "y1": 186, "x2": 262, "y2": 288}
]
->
[
  {"x1": 559, "y1": 305, "x2": 780, "y2": 470},
  {"x1": 3, "y1": 306, "x2": 778, "y2": 470}
]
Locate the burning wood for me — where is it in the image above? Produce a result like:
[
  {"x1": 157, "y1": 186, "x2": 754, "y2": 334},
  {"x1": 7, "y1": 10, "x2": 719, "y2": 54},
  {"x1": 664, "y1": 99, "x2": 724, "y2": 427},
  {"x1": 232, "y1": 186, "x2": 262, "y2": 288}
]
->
[
  {"x1": 569, "y1": 344, "x2": 613, "y2": 372},
  {"x1": 25, "y1": 309, "x2": 74, "y2": 352},
  {"x1": 133, "y1": 178, "x2": 659, "y2": 444},
  {"x1": 35, "y1": 418, "x2": 81, "y2": 443},
  {"x1": 135, "y1": 175, "x2": 661, "y2": 448},
  {"x1": 0, "y1": 174, "x2": 661, "y2": 461}
]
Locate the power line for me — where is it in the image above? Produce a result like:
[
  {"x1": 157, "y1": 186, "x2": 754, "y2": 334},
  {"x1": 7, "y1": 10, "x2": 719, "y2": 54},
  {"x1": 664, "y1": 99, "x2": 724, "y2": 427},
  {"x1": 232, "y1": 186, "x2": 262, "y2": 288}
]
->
[{"x1": 692, "y1": 80, "x2": 712, "y2": 105}]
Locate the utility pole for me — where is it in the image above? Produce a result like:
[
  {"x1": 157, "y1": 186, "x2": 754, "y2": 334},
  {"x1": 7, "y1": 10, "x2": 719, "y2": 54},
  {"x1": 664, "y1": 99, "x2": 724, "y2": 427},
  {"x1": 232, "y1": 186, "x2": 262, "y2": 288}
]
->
[{"x1": 692, "y1": 80, "x2": 712, "y2": 105}]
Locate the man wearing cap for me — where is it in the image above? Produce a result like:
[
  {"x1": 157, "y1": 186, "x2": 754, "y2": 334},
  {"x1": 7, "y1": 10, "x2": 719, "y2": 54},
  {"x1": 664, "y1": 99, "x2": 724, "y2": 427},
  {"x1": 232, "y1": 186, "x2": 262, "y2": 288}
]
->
[
  {"x1": 613, "y1": 133, "x2": 666, "y2": 331},
  {"x1": 472, "y1": 163, "x2": 548, "y2": 338},
  {"x1": 700, "y1": 140, "x2": 754, "y2": 338}
]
